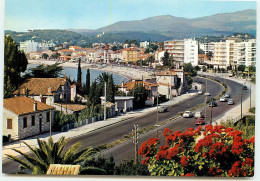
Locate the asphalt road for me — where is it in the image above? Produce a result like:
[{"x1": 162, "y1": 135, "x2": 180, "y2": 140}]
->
[{"x1": 2, "y1": 76, "x2": 249, "y2": 173}]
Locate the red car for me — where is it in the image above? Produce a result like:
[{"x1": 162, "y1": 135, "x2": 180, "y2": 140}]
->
[{"x1": 195, "y1": 118, "x2": 205, "y2": 125}]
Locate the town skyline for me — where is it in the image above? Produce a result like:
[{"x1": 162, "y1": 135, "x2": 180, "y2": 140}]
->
[{"x1": 4, "y1": 0, "x2": 256, "y2": 32}]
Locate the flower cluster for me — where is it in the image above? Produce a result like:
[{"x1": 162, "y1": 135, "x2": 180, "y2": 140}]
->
[{"x1": 138, "y1": 126, "x2": 255, "y2": 177}]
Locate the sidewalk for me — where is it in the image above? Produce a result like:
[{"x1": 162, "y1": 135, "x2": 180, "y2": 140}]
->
[{"x1": 2, "y1": 91, "x2": 197, "y2": 160}]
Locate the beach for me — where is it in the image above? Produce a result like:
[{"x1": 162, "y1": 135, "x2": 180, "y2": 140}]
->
[{"x1": 28, "y1": 59, "x2": 153, "y2": 81}]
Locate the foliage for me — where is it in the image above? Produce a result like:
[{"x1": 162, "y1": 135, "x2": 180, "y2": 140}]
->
[
  {"x1": 27, "y1": 63, "x2": 63, "y2": 78},
  {"x1": 53, "y1": 111, "x2": 76, "y2": 131},
  {"x1": 139, "y1": 126, "x2": 254, "y2": 177},
  {"x1": 6, "y1": 136, "x2": 98, "y2": 174},
  {"x1": 85, "y1": 69, "x2": 91, "y2": 96},
  {"x1": 238, "y1": 65, "x2": 246, "y2": 72},
  {"x1": 129, "y1": 84, "x2": 148, "y2": 109},
  {"x1": 202, "y1": 66, "x2": 207, "y2": 72},
  {"x1": 145, "y1": 55, "x2": 155, "y2": 64},
  {"x1": 249, "y1": 107, "x2": 255, "y2": 114},
  {"x1": 107, "y1": 74, "x2": 115, "y2": 103},
  {"x1": 88, "y1": 80, "x2": 100, "y2": 105},
  {"x1": 183, "y1": 63, "x2": 197, "y2": 77},
  {"x1": 77, "y1": 58, "x2": 82, "y2": 86},
  {"x1": 136, "y1": 59, "x2": 146, "y2": 66},
  {"x1": 162, "y1": 51, "x2": 170, "y2": 66},
  {"x1": 42, "y1": 53, "x2": 49, "y2": 59},
  {"x1": 4, "y1": 35, "x2": 28, "y2": 98},
  {"x1": 114, "y1": 160, "x2": 149, "y2": 175},
  {"x1": 248, "y1": 65, "x2": 256, "y2": 72},
  {"x1": 194, "y1": 66, "x2": 201, "y2": 71}
]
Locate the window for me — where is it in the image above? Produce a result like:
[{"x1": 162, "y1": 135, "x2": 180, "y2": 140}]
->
[
  {"x1": 46, "y1": 112, "x2": 50, "y2": 122},
  {"x1": 7, "y1": 119, "x2": 12, "y2": 129},
  {"x1": 23, "y1": 117, "x2": 27, "y2": 128},
  {"x1": 31, "y1": 115, "x2": 35, "y2": 126}
]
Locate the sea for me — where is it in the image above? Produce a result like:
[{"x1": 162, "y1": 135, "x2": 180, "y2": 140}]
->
[{"x1": 26, "y1": 64, "x2": 129, "y2": 85}]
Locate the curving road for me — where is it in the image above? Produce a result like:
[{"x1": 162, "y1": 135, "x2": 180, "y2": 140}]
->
[{"x1": 3, "y1": 76, "x2": 249, "y2": 173}]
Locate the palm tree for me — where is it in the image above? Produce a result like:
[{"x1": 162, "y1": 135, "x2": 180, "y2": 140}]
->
[
  {"x1": 97, "y1": 72, "x2": 109, "y2": 84},
  {"x1": 6, "y1": 136, "x2": 105, "y2": 174}
]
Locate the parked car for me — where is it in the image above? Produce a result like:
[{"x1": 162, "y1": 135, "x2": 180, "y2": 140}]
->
[
  {"x1": 198, "y1": 90, "x2": 203, "y2": 94},
  {"x1": 209, "y1": 101, "x2": 217, "y2": 107},
  {"x1": 224, "y1": 93, "x2": 230, "y2": 98},
  {"x1": 220, "y1": 96, "x2": 227, "y2": 102},
  {"x1": 204, "y1": 92, "x2": 211, "y2": 96},
  {"x1": 158, "y1": 105, "x2": 168, "y2": 113},
  {"x1": 228, "y1": 99, "x2": 234, "y2": 105},
  {"x1": 183, "y1": 111, "x2": 193, "y2": 118},
  {"x1": 194, "y1": 111, "x2": 204, "y2": 118},
  {"x1": 243, "y1": 86, "x2": 248, "y2": 90},
  {"x1": 229, "y1": 73, "x2": 233, "y2": 77},
  {"x1": 195, "y1": 118, "x2": 206, "y2": 125}
]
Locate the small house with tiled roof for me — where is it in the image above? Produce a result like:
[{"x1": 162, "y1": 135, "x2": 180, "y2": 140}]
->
[
  {"x1": 14, "y1": 77, "x2": 72, "y2": 106},
  {"x1": 3, "y1": 96, "x2": 55, "y2": 141},
  {"x1": 156, "y1": 69, "x2": 188, "y2": 98}
]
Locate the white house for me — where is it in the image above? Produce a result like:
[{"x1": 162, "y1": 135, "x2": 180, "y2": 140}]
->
[
  {"x1": 100, "y1": 96, "x2": 134, "y2": 113},
  {"x1": 3, "y1": 96, "x2": 55, "y2": 141}
]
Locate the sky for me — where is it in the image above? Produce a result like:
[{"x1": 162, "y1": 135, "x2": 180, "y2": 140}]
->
[
  {"x1": 5, "y1": 0, "x2": 256, "y2": 31},
  {"x1": 4, "y1": 0, "x2": 257, "y2": 32}
]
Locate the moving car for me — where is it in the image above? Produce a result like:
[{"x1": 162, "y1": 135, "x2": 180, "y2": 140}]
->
[
  {"x1": 224, "y1": 93, "x2": 230, "y2": 98},
  {"x1": 195, "y1": 118, "x2": 205, "y2": 125},
  {"x1": 183, "y1": 111, "x2": 193, "y2": 118},
  {"x1": 209, "y1": 101, "x2": 217, "y2": 107},
  {"x1": 158, "y1": 105, "x2": 168, "y2": 113},
  {"x1": 194, "y1": 111, "x2": 204, "y2": 118},
  {"x1": 228, "y1": 99, "x2": 234, "y2": 105},
  {"x1": 204, "y1": 92, "x2": 211, "y2": 96},
  {"x1": 220, "y1": 96, "x2": 227, "y2": 102}
]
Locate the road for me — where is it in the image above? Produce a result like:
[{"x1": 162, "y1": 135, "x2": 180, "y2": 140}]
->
[{"x1": 2, "y1": 76, "x2": 248, "y2": 173}]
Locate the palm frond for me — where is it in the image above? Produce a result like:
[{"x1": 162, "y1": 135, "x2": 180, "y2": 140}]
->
[
  {"x1": 62, "y1": 142, "x2": 81, "y2": 164},
  {"x1": 6, "y1": 154, "x2": 34, "y2": 171}
]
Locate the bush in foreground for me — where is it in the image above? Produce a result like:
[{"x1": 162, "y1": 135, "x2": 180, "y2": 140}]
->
[{"x1": 138, "y1": 126, "x2": 254, "y2": 177}]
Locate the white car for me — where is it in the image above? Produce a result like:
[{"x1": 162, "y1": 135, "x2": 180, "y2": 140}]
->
[
  {"x1": 224, "y1": 93, "x2": 230, "y2": 98},
  {"x1": 220, "y1": 96, "x2": 227, "y2": 102},
  {"x1": 183, "y1": 111, "x2": 193, "y2": 118},
  {"x1": 228, "y1": 99, "x2": 234, "y2": 105},
  {"x1": 194, "y1": 111, "x2": 204, "y2": 118},
  {"x1": 158, "y1": 105, "x2": 168, "y2": 113},
  {"x1": 204, "y1": 92, "x2": 211, "y2": 96},
  {"x1": 198, "y1": 90, "x2": 203, "y2": 94}
]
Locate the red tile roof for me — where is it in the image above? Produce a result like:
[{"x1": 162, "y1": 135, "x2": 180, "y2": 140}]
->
[{"x1": 156, "y1": 69, "x2": 177, "y2": 76}]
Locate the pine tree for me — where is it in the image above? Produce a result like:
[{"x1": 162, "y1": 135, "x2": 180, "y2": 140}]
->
[
  {"x1": 77, "y1": 58, "x2": 82, "y2": 86},
  {"x1": 86, "y1": 69, "x2": 91, "y2": 96},
  {"x1": 162, "y1": 51, "x2": 170, "y2": 66},
  {"x1": 107, "y1": 74, "x2": 115, "y2": 103}
]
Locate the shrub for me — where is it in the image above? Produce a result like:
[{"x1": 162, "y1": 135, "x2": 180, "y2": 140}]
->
[
  {"x1": 53, "y1": 111, "x2": 76, "y2": 131},
  {"x1": 138, "y1": 126, "x2": 254, "y2": 177}
]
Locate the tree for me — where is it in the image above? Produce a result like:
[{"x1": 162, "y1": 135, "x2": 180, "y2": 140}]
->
[
  {"x1": 89, "y1": 80, "x2": 100, "y2": 105},
  {"x1": 4, "y1": 35, "x2": 28, "y2": 98},
  {"x1": 162, "y1": 51, "x2": 170, "y2": 66},
  {"x1": 107, "y1": 74, "x2": 115, "y2": 103},
  {"x1": 111, "y1": 46, "x2": 117, "y2": 51},
  {"x1": 77, "y1": 58, "x2": 82, "y2": 86},
  {"x1": 129, "y1": 84, "x2": 148, "y2": 109},
  {"x1": 138, "y1": 126, "x2": 254, "y2": 177},
  {"x1": 85, "y1": 69, "x2": 91, "y2": 96},
  {"x1": 6, "y1": 136, "x2": 100, "y2": 174},
  {"x1": 183, "y1": 63, "x2": 197, "y2": 77},
  {"x1": 206, "y1": 52, "x2": 213, "y2": 60},
  {"x1": 238, "y1": 65, "x2": 246, "y2": 72},
  {"x1": 249, "y1": 65, "x2": 256, "y2": 72},
  {"x1": 198, "y1": 49, "x2": 205, "y2": 54},
  {"x1": 42, "y1": 53, "x2": 49, "y2": 59},
  {"x1": 28, "y1": 63, "x2": 63, "y2": 78},
  {"x1": 145, "y1": 55, "x2": 155, "y2": 65},
  {"x1": 194, "y1": 66, "x2": 201, "y2": 71},
  {"x1": 202, "y1": 66, "x2": 207, "y2": 72}
]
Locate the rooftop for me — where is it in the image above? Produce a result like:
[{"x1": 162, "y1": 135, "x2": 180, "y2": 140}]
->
[{"x1": 4, "y1": 96, "x2": 54, "y2": 115}]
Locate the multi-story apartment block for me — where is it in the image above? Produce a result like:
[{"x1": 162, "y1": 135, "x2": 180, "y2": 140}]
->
[
  {"x1": 140, "y1": 41, "x2": 150, "y2": 49},
  {"x1": 122, "y1": 48, "x2": 138, "y2": 63},
  {"x1": 164, "y1": 39, "x2": 198, "y2": 66},
  {"x1": 199, "y1": 42, "x2": 215, "y2": 54},
  {"x1": 19, "y1": 40, "x2": 55, "y2": 53},
  {"x1": 212, "y1": 39, "x2": 256, "y2": 68}
]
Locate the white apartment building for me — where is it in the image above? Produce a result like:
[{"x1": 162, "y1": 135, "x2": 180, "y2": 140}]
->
[
  {"x1": 212, "y1": 39, "x2": 256, "y2": 68},
  {"x1": 140, "y1": 41, "x2": 150, "y2": 49},
  {"x1": 164, "y1": 39, "x2": 198, "y2": 66},
  {"x1": 19, "y1": 40, "x2": 55, "y2": 53},
  {"x1": 199, "y1": 42, "x2": 215, "y2": 54}
]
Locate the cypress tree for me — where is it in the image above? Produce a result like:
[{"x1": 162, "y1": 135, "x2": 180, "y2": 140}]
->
[
  {"x1": 86, "y1": 69, "x2": 90, "y2": 96},
  {"x1": 77, "y1": 58, "x2": 82, "y2": 86},
  {"x1": 107, "y1": 74, "x2": 115, "y2": 103}
]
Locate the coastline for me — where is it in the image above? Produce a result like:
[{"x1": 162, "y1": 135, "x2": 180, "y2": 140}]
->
[{"x1": 28, "y1": 59, "x2": 152, "y2": 81}]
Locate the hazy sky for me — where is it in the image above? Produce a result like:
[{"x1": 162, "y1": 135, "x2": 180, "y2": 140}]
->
[{"x1": 5, "y1": 0, "x2": 256, "y2": 32}]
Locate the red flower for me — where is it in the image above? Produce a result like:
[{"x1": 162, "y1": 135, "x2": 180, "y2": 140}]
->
[
  {"x1": 208, "y1": 167, "x2": 222, "y2": 176},
  {"x1": 163, "y1": 128, "x2": 172, "y2": 137},
  {"x1": 226, "y1": 127, "x2": 234, "y2": 133},
  {"x1": 183, "y1": 173, "x2": 194, "y2": 176},
  {"x1": 180, "y1": 156, "x2": 189, "y2": 167},
  {"x1": 245, "y1": 158, "x2": 254, "y2": 167},
  {"x1": 142, "y1": 157, "x2": 150, "y2": 165},
  {"x1": 249, "y1": 136, "x2": 255, "y2": 143}
]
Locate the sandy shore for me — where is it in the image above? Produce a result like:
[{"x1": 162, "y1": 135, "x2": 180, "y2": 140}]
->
[{"x1": 28, "y1": 59, "x2": 152, "y2": 80}]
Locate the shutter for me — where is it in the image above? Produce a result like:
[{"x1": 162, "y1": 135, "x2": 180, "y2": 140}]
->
[{"x1": 7, "y1": 119, "x2": 12, "y2": 129}]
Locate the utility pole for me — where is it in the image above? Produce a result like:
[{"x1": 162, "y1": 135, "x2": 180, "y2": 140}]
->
[
  {"x1": 132, "y1": 124, "x2": 138, "y2": 164},
  {"x1": 250, "y1": 84, "x2": 251, "y2": 109},
  {"x1": 156, "y1": 85, "x2": 159, "y2": 138},
  {"x1": 210, "y1": 99, "x2": 213, "y2": 125},
  {"x1": 241, "y1": 83, "x2": 243, "y2": 120},
  {"x1": 104, "y1": 82, "x2": 107, "y2": 120},
  {"x1": 205, "y1": 72, "x2": 208, "y2": 122}
]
